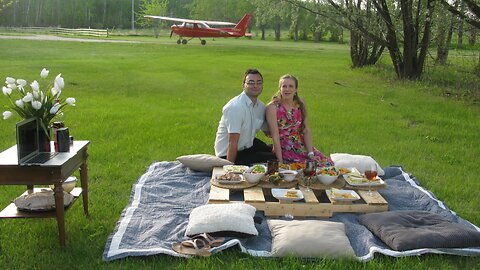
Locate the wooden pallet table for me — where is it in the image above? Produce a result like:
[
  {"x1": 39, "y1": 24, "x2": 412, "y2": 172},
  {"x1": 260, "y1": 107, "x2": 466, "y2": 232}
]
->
[{"x1": 208, "y1": 167, "x2": 388, "y2": 218}]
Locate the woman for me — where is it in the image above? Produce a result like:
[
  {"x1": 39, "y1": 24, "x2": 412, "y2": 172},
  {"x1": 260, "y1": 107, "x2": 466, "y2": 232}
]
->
[{"x1": 266, "y1": 74, "x2": 333, "y2": 166}]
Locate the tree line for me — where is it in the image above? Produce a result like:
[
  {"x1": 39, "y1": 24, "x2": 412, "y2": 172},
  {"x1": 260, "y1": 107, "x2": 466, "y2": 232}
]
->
[{"x1": 1, "y1": 0, "x2": 479, "y2": 80}]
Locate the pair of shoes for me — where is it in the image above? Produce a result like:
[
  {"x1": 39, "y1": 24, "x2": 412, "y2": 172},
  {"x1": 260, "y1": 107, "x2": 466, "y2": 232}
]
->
[
  {"x1": 190, "y1": 233, "x2": 225, "y2": 247},
  {"x1": 172, "y1": 238, "x2": 211, "y2": 257}
]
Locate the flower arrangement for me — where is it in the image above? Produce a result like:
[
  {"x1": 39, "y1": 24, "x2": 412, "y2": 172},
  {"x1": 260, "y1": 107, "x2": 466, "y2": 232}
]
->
[{"x1": 2, "y1": 68, "x2": 76, "y2": 137}]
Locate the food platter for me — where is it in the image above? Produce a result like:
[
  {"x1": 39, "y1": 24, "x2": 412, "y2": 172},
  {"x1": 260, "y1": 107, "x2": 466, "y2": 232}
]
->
[
  {"x1": 215, "y1": 173, "x2": 244, "y2": 184},
  {"x1": 223, "y1": 165, "x2": 249, "y2": 174},
  {"x1": 271, "y1": 188, "x2": 304, "y2": 202},
  {"x1": 344, "y1": 175, "x2": 385, "y2": 187},
  {"x1": 211, "y1": 174, "x2": 257, "y2": 190},
  {"x1": 326, "y1": 189, "x2": 361, "y2": 202}
]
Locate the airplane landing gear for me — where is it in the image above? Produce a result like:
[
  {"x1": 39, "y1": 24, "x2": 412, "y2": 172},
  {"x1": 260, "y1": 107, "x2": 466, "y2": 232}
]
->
[
  {"x1": 182, "y1": 39, "x2": 188, "y2": 45},
  {"x1": 176, "y1": 39, "x2": 181, "y2": 44},
  {"x1": 201, "y1": 40, "x2": 206, "y2": 45}
]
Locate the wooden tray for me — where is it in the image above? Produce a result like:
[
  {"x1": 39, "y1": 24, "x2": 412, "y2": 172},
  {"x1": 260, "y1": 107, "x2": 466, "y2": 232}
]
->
[
  {"x1": 211, "y1": 178, "x2": 257, "y2": 190},
  {"x1": 298, "y1": 176, "x2": 346, "y2": 190}
]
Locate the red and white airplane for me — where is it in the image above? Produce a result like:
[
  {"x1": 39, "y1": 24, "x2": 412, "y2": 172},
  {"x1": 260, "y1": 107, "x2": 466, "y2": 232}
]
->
[{"x1": 144, "y1": 13, "x2": 252, "y2": 45}]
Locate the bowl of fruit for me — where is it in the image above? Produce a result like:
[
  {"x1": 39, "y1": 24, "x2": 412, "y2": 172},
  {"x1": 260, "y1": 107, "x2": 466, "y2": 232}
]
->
[
  {"x1": 243, "y1": 164, "x2": 267, "y2": 184},
  {"x1": 316, "y1": 166, "x2": 340, "y2": 185}
]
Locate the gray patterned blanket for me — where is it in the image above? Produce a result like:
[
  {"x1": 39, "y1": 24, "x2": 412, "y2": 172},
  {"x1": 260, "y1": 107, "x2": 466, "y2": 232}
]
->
[{"x1": 103, "y1": 161, "x2": 480, "y2": 261}]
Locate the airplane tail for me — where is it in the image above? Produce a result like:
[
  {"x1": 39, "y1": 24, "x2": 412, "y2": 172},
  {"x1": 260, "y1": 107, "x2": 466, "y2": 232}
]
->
[{"x1": 233, "y1": 13, "x2": 252, "y2": 36}]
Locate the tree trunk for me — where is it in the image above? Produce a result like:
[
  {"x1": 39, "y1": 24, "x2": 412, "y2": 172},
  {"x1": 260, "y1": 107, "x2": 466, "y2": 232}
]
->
[
  {"x1": 25, "y1": 0, "x2": 31, "y2": 26},
  {"x1": 436, "y1": 7, "x2": 455, "y2": 65},
  {"x1": 469, "y1": 28, "x2": 477, "y2": 45},
  {"x1": 13, "y1": 1, "x2": 17, "y2": 26},
  {"x1": 458, "y1": 19, "x2": 464, "y2": 49},
  {"x1": 314, "y1": 31, "x2": 321, "y2": 42},
  {"x1": 103, "y1": 0, "x2": 107, "y2": 28},
  {"x1": 154, "y1": 21, "x2": 159, "y2": 38},
  {"x1": 275, "y1": 22, "x2": 281, "y2": 41},
  {"x1": 294, "y1": 24, "x2": 298, "y2": 41},
  {"x1": 350, "y1": 29, "x2": 384, "y2": 68},
  {"x1": 261, "y1": 27, "x2": 265, "y2": 40}
]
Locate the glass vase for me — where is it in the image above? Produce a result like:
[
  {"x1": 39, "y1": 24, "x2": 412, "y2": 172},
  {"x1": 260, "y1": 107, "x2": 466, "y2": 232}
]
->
[{"x1": 38, "y1": 128, "x2": 51, "y2": 152}]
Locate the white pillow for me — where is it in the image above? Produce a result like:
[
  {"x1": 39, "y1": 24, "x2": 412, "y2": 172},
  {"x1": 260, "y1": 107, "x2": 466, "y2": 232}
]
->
[
  {"x1": 267, "y1": 219, "x2": 355, "y2": 258},
  {"x1": 185, "y1": 204, "x2": 258, "y2": 237},
  {"x1": 14, "y1": 189, "x2": 74, "y2": 212},
  {"x1": 330, "y1": 153, "x2": 385, "y2": 176},
  {"x1": 176, "y1": 154, "x2": 233, "y2": 172}
]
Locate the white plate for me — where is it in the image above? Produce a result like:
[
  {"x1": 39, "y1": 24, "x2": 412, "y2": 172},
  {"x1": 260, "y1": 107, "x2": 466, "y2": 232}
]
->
[
  {"x1": 344, "y1": 174, "x2": 385, "y2": 186},
  {"x1": 223, "y1": 165, "x2": 249, "y2": 174},
  {"x1": 326, "y1": 189, "x2": 361, "y2": 202},
  {"x1": 215, "y1": 173, "x2": 244, "y2": 184},
  {"x1": 271, "y1": 188, "x2": 304, "y2": 202}
]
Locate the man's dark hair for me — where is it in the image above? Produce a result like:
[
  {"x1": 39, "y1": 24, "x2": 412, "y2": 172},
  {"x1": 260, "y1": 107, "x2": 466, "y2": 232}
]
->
[{"x1": 243, "y1": 68, "x2": 263, "y2": 83}]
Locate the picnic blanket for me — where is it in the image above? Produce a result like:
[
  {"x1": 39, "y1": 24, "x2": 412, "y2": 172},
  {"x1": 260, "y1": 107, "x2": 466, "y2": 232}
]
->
[{"x1": 103, "y1": 161, "x2": 480, "y2": 261}]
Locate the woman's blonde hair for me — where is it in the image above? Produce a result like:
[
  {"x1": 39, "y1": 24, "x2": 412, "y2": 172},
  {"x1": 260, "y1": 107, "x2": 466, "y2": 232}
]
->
[{"x1": 272, "y1": 74, "x2": 306, "y2": 132}]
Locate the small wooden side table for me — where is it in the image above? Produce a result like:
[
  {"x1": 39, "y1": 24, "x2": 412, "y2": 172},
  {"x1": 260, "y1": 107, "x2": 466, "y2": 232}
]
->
[{"x1": 0, "y1": 140, "x2": 90, "y2": 246}]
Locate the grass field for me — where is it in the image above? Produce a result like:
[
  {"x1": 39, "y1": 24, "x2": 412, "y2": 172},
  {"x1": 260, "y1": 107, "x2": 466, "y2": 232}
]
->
[{"x1": 0, "y1": 35, "x2": 479, "y2": 269}]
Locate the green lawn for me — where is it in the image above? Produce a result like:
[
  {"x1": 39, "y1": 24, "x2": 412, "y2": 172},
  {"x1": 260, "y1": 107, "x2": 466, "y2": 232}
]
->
[{"x1": 0, "y1": 36, "x2": 479, "y2": 269}]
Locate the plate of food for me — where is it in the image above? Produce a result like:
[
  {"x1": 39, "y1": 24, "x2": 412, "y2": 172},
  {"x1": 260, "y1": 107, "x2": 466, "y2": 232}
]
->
[
  {"x1": 215, "y1": 172, "x2": 244, "y2": 184},
  {"x1": 272, "y1": 188, "x2": 304, "y2": 202},
  {"x1": 326, "y1": 188, "x2": 361, "y2": 202},
  {"x1": 344, "y1": 174, "x2": 384, "y2": 186},
  {"x1": 223, "y1": 165, "x2": 249, "y2": 174}
]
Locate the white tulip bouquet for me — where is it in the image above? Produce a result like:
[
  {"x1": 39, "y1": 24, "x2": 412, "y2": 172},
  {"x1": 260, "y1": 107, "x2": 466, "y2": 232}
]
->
[{"x1": 2, "y1": 68, "x2": 76, "y2": 136}]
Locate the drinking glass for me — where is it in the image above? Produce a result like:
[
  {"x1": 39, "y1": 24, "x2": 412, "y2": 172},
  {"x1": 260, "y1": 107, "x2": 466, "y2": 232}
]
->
[
  {"x1": 364, "y1": 163, "x2": 378, "y2": 196},
  {"x1": 303, "y1": 159, "x2": 316, "y2": 192}
]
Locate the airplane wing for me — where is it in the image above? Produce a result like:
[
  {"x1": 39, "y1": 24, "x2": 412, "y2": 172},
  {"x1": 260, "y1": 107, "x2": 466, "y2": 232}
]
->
[{"x1": 144, "y1": 15, "x2": 236, "y2": 26}]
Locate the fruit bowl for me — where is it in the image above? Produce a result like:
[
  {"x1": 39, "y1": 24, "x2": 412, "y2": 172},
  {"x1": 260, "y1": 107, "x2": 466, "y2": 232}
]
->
[
  {"x1": 243, "y1": 165, "x2": 267, "y2": 184},
  {"x1": 316, "y1": 167, "x2": 339, "y2": 185}
]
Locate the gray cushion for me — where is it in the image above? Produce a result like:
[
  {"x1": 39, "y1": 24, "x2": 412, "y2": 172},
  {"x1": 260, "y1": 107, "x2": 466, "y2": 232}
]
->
[
  {"x1": 359, "y1": 210, "x2": 480, "y2": 251},
  {"x1": 267, "y1": 219, "x2": 355, "y2": 258}
]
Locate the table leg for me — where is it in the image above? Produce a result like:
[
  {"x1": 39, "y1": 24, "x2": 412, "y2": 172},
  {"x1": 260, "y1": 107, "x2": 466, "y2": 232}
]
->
[
  {"x1": 53, "y1": 183, "x2": 66, "y2": 247},
  {"x1": 80, "y1": 162, "x2": 89, "y2": 216}
]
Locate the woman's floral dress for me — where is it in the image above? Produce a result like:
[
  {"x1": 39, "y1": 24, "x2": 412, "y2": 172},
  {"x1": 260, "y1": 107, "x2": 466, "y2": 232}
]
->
[{"x1": 274, "y1": 101, "x2": 334, "y2": 166}]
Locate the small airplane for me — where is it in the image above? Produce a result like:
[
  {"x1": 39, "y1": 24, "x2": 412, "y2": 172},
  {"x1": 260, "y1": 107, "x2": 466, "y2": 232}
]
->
[{"x1": 144, "y1": 13, "x2": 252, "y2": 45}]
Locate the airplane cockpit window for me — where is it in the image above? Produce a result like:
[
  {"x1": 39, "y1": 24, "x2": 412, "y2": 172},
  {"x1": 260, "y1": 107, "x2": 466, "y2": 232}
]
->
[{"x1": 185, "y1": 23, "x2": 193, "y2": 28}]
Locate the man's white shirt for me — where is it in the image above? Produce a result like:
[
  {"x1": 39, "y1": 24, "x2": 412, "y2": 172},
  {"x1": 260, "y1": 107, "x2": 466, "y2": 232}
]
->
[{"x1": 214, "y1": 91, "x2": 267, "y2": 157}]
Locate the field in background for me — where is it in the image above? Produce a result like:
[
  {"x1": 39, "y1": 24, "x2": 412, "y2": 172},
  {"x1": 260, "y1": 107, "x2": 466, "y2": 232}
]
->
[{"x1": 0, "y1": 36, "x2": 478, "y2": 269}]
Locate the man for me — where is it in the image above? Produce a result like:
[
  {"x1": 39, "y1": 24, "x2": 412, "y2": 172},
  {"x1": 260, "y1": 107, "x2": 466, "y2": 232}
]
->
[{"x1": 214, "y1": 69, "x2": 275, "y2": 165}]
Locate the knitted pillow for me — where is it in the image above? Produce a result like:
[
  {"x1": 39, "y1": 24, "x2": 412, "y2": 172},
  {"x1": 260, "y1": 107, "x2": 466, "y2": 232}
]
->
[{"x1": 185, "y1": 204, "x2": 258, "y2": 238}]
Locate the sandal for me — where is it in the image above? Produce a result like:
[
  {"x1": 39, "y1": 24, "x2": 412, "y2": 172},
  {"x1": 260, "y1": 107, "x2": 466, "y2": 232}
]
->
[
  {"x1": 172, "y1": 238, "x2": 211, "y2": 257},
  {"x1": 191, "y1": 233, "x2": 225, "y2": 247}
]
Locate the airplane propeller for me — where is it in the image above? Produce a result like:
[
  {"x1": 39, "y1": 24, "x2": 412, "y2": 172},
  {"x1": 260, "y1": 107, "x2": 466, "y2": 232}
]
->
[{"x1": 170, "y1": 30, "x2": 173, "y2": 38}]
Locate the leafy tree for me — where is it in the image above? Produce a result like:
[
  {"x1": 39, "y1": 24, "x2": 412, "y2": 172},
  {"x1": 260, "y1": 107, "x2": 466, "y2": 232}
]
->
[
  {"x1": 284, "y1": 0, "x2": 384, "y2": 68},
  {"x1": 440, "y1": 0, "x2": 480, "y2": 29},
  {"x1": 287, "y1": 0, "x2": 433, "y2": 79},
  {"x1": 137, "y1": 0, "x2": 168, "y2": 37},
  {"x1": 0, "y1": 0, "x2": 15, "y2": 12}
]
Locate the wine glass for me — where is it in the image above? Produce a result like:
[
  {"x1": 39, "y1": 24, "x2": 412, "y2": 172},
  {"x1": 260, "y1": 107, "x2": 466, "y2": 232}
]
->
[
  {"x1": 303, "y1": 159, "x2": 316, "y2": 192},
  {"x1": 364, "y1": 163, "x2": 378, "y2": 196}
]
